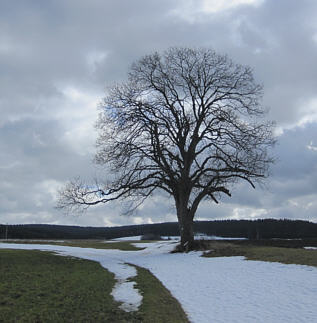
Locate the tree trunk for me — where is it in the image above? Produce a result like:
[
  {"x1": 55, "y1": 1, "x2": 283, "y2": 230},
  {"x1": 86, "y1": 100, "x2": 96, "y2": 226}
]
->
[{"x1": 177, "y1": 206, "x2": 194, "y2": 252}]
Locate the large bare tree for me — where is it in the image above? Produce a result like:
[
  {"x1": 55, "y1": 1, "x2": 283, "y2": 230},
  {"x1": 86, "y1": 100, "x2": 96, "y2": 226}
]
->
[{"x1": 58, "y1": 47, "x2": 275, "y2": 250}]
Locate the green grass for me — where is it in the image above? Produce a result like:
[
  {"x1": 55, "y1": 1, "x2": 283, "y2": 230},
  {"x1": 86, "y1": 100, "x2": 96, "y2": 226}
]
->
[
  {"x1": 0, "y1": 249, "x2": 142, "y2": 322},
  {"x1": 244, "y1": 246, "x2": 317, "y2": 267},
  {"x1": 0, "y1": 249, "x2": 189, "y2": 323},
  {"x1": 130, "y1": 265, "x2": 189, "y2": 323},
  {"x1": 1, "y1": 240, "x2": 143, "y2": 251},
  {"x1": 202, "y1": 241, "x2": 317, "y2": 267}
]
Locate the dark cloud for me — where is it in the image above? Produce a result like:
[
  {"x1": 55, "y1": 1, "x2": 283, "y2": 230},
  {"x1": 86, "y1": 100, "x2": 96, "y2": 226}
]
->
[
  {"x1": 1, "y1": 0, "x2": 317, "y2": 225},
  {"x1": 203, "y1": 123, "x2": 317, "y2": 222}
]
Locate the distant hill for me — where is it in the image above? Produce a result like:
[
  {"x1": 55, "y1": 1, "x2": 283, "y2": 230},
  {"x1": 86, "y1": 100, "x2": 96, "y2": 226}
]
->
[{"x1": 1, "y1": 219, "x2": 316, "y2": 240}]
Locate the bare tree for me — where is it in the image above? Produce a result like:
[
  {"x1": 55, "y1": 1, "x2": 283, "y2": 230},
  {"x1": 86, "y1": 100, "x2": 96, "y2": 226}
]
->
[{"x1": 57, "y1": 47, "x2": 275, "y2": 250}]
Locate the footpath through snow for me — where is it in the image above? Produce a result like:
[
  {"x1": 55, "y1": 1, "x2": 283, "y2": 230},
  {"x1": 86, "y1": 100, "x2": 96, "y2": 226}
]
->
[{"x1": 1, "y1": 241, "x2": 317, "y2": 323}]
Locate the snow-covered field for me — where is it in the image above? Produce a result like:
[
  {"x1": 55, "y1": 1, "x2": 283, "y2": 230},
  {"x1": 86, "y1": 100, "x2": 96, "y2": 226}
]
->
[{"x1": 1, "y1": 241, "x2": 317, "y2": 323}]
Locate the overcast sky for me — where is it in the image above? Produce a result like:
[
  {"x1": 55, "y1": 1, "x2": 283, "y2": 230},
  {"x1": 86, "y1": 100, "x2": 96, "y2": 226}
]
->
[{"x1": 1, "y1": 0, "x2": 317, "y2": 227}]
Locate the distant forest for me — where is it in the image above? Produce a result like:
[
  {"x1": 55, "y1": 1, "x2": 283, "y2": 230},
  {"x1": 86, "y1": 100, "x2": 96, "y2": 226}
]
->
[{"x1": 0, "y1": 219, "x2": 317, "y2": 240}]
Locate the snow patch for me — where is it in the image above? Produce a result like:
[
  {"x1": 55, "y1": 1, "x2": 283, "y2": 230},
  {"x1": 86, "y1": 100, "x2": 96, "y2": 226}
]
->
[
  {"x1": 98, "y1": 261, "x2": 142, "y2": 312},
  {"x1": 111, "y1": 280, "x2": 142, "y2": 312},
  {"x1": 194, "y1": 233, "x2": 247, "y2": 240},
  {"x1": 112, "y1": 236, "x2": 141, "y2": 241}
]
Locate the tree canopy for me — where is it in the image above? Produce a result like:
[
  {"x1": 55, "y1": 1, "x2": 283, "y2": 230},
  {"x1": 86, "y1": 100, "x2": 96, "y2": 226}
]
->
[{"x1": 58, "y1": 47, "x2": 275, "y2": 250}]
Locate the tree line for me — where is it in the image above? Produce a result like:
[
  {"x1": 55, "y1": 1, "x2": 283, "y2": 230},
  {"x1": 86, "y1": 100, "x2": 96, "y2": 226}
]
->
[{"x1": 1, "y1": 219, "x2": 316, "y2": 240}]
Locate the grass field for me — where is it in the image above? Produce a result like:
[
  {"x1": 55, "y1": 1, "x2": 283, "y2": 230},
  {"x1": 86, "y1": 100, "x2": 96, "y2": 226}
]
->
[
  {"x1": 0, "y1": 248, "x2": 189, "y2": 323},
  {"x1": 202, "y1": 239, "x2": 317, "y2": 267},
  {"x1": 1, "y1": 238, "x2": 316, "y2": 322}
]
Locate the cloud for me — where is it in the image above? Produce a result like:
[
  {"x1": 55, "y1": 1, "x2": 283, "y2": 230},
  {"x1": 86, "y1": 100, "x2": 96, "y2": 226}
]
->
[
  {"x1": 0, "y1": 0, "x2": 317, "y2": 226},
  {"x1": 169, "y1": 0, "x2": 264, "y2": 23}
]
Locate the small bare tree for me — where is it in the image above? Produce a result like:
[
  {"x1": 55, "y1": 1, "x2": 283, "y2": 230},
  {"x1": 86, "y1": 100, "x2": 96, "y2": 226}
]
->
[{"x1": 57, "y1": 47, "x2": 275, "y2": 250}]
